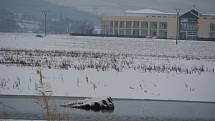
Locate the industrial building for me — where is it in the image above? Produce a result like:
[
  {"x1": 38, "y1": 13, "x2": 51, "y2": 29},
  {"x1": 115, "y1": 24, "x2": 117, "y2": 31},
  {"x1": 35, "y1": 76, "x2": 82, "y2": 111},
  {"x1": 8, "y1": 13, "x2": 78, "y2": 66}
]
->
[{"x1": 101, "y1": 9, "x2": 215, "y2": 40}]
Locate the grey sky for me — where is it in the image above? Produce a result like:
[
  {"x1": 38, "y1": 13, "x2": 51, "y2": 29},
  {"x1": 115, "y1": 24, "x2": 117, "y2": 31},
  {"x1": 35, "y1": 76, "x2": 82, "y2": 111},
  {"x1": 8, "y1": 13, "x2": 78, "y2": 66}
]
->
[{"x1": 45, "y1": 0, "x2": 215, "y2": 15}]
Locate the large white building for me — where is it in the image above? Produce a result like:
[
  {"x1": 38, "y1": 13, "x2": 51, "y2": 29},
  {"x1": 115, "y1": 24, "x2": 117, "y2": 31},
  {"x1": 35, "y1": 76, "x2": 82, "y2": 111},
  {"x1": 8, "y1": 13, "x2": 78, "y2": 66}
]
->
[{"x1": 101, "y1": 9, "x2": 215, "y2": 40}]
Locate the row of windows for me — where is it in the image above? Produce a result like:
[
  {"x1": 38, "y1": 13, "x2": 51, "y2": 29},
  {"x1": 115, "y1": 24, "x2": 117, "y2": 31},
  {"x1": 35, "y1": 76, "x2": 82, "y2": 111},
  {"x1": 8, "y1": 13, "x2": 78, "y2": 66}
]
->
[
  {"x1": 104, "y1": 21, "x2": 167, "y2": 29},
  {"x1": 146, "y1": 16, "x2": 167, "y2": 18},
  {"x1": 104, "y1": 29, "x2": 167, "y2": 37},
  {"x1": 104, "y1": 29, "x2": 148, "y2": 36},
  {"x1": 188, "y1": 31, "x2": 197, "y2": 36},
  {"x1": 180, "y1": 18, "x2": 198, "y2": 22},
  {"x1": 104, "y1": 27, "x2": 167, "y2": 38},
  {"x1": 180, "y1": 23, "x2": 198, "y2": 31},
  {"x1": 104, "y1": 20, "x2": 215, "y2": 39},
  {"x1": 103, "y1": 20, "x2": 168, "y2": 38},
  {"x1": 180, "y1": 32, "x2": 198, "y2": 40}
]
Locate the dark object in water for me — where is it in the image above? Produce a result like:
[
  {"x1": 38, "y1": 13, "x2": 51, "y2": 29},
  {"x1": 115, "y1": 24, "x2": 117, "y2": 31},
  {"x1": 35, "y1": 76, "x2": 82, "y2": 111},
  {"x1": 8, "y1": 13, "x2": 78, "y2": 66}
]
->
[{"x1": 61, "y1": 96, "x2": 114, "y2": 112}]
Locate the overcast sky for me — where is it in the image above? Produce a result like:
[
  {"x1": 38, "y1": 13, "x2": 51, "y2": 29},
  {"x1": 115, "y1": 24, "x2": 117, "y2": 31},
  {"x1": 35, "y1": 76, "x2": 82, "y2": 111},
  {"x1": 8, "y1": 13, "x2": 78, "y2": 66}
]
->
[{"x1": 45, "y1": 0, "x2": 215, "y2": 15}]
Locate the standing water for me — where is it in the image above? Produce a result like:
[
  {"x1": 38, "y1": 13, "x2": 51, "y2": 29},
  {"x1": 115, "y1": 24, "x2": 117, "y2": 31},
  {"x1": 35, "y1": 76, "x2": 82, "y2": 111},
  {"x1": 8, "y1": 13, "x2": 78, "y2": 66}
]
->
[{"x1": 0, "y1": 95, "x2": 215, "y2": 121}]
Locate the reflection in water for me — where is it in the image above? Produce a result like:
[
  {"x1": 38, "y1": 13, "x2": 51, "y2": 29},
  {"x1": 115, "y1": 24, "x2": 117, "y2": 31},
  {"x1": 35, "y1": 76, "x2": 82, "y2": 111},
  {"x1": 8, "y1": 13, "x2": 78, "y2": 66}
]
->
[{"x1": 0, "y1": 96, "x2": 215, "y2": 121}]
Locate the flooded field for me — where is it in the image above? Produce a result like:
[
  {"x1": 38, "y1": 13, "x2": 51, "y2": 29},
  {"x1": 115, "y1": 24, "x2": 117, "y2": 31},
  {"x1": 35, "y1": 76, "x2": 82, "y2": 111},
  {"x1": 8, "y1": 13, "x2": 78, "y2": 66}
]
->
[{"x1": 0, "y1": 95, "x2": 215, "y2": 121}]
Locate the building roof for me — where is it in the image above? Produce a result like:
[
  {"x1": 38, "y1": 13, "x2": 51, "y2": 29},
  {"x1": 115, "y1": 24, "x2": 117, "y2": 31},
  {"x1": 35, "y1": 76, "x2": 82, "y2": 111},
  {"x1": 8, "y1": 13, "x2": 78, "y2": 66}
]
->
[
  {"x1": 125, "y1": 9, "x2": 176, "y2": 15},
  {"x1": 180, "y1": 9, "x2": 199, "y2": 19},
  {"x1": 201, "y1": 13, "x2": 215, "y2": 17}
]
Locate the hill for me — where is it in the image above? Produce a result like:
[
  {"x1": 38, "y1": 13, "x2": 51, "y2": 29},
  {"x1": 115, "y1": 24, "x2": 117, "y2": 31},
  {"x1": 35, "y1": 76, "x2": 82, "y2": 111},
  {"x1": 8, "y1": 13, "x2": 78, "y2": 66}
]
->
[{"x1": 0, "y1": 0, "x2": 99, "y2": 33}]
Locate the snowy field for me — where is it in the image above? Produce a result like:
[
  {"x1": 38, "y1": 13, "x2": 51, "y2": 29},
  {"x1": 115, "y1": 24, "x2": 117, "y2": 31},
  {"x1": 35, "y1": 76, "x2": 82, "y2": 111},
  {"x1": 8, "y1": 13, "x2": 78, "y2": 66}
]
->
[{"x1": 0, "y1": 33, "x2": 215, "y2": 102}]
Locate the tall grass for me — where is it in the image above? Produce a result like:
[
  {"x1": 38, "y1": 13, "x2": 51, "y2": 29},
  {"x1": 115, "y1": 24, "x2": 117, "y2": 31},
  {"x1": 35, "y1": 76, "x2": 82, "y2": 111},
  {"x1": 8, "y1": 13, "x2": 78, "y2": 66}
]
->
[
  {"x1": 37, "y1": 69, "x2": 72, "y2": 121},
  {"x1": 1, "y1": 48, "x2": 214, "y2": 74}
]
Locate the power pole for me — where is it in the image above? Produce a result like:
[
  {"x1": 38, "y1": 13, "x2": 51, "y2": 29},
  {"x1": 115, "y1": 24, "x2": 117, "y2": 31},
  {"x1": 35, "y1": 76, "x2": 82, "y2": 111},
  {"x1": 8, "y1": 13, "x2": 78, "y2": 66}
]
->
[
  {"x1": 42, "y1": 11, "x2": 47, "y2": 37},
  {"x1": 176, "y1": 9, "x2": 180, "y2": 45},
  {"x1": 68, "y1": 24, "x2": 71, "y2": 34}
]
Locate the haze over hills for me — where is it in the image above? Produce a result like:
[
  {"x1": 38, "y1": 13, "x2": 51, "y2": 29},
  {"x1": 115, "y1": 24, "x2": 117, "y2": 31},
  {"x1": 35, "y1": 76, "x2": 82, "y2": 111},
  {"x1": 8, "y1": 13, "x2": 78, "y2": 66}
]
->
[
  {"x1": 0, "y1": 0, "x2": 99, "y2": 33},
  {"x1": 45, "y1": 0, "x2": 215, "y2": 15},
  {"x1": 5, "y1": 0, "x2": 215, "y2": 19},
  {"x1": 0, "y1": 0, "x2": 98, "y2": 21}
]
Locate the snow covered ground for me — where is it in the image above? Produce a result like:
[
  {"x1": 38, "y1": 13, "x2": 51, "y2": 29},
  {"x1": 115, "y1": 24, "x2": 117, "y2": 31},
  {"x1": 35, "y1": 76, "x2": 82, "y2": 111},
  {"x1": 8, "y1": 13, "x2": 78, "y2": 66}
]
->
[
  {"x1": 0, "y1": 32, "x2": 215, "y2": 102},
  {"x1": 1, "y1": 33, "x2": 215, "y2": 58}
]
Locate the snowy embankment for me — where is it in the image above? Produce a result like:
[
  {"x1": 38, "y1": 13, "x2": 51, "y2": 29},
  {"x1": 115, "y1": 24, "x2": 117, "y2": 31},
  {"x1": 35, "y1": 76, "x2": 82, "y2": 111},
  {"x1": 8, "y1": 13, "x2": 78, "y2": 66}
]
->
[{"x1": 0, "y1": 33, "x2": 215, "y2": 102}]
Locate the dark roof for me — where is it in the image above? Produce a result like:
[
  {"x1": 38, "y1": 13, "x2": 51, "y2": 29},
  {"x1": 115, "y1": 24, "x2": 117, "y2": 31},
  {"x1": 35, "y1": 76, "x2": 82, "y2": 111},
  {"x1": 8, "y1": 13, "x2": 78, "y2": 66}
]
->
[{"x1": 180, "y1": 9, "x2": 199, "y2": 19}]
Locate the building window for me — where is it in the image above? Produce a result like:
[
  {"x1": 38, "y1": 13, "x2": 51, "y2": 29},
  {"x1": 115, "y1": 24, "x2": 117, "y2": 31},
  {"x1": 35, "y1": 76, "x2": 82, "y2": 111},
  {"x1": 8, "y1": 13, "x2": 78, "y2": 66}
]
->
[
  {"x1": 150, "y1": 22, "x2": 157, "y2": 37},
  {"x1": 133, "y1": 29, "x2": 139, "y2": 36},
  {"x1": 141, "y1": 21, "x2": 148, "y2": 29},
  {"x1": 140, "y1": 21, "x2": 148, "y2": 37},
  {"x1": 210, "y1": 24, "x2": 215, "y2": 38},
  {"x1": 133, "y1": 21, "x2": 139, "y2": 28},
  {"x1": 188, "y1": 18, "x2": 197, "y2": 22},
  {"x1": 188, "y1": 31, "x2": 197, "y2": 35},
  {"x1": 126, "y1": 21, "x2": 132, "y2": 28},
  {"x1": 108, "y1": 21, "x2": 113, "y2": 35},
  {"x1": 126, "y1": 29, "x2": 131, "y2": 35},
  {"x1": 114, "y1": 21, "x2": 119, "y2": 35},
  {"x1": 210, "y1": 24, "x2": 215, "y2": 31},
  {"x1": 189, "y1": 23, "x2": 198, "y2": 31},
  {"x1": 180, "y1": 23, "x2": 186, "y2": 30},
  {"x1": 110, "y1": 21, "x2": 113, "y2": 34},
  {"x1": 150, "y1": 22, "x2": 157, "y2": 29},
  {"x1": 181, "y1": 18, "x2": 188, "y2": 22},
  {"x1": 180, "y1": 23, "x2": 198, "y2": 31},
  {"x1": 159, "y1": 22, "x2": 167, "y2": 29},
  {"x1": 119, "y1": 21, "x2": 125, "y2": 29},
  {"x1": 159, "y1": 30, "x2": 167, "y2": 39},
  {"x1": 159, "y1": 22, "x2": 167, "y2": 38},
  {"x1": 141, "y1": 29, "x2": 148, "y2": 37},
  {"x1": 119, "y1": 29, "x2": 124, "y2": 35},
  {"x1": 114, "y1": 21, "x2": 118, "y2": 28},
  {"x1": 104, "y1": 21, "x2": 112, "y2": 35}
]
